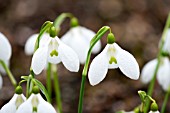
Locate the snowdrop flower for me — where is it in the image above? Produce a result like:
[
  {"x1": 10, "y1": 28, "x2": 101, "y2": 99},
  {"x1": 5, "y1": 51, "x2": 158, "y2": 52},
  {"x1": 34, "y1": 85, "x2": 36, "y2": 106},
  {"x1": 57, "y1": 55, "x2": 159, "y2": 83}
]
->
[
  {"x1": 141, "y1": 57, "x2": 170, "y2": 91},
  {"x1": 0, "y1": 32, "x2": 12, "y2": 88},
  {"x1": 16, "y1": 93, "x2": 56, "y2": 113},
  {"x1": 25, "y1": 33, "x2": 49, "y2": 55},
  {"x1": 1, "y1": 86, "x2": 26, "y2": 113},
  {"x1": 31, "y1": 35, "x2": 79, "y2": 74},
  {"x1": 162, "y1": 29, "x2": 170, "y2": 55},
  {"x1": 61, "y1": 26, "x2": 101, "y2": 64},
  {"x1": 88, "y1": 43, "x2": 140, "y2": 86}
]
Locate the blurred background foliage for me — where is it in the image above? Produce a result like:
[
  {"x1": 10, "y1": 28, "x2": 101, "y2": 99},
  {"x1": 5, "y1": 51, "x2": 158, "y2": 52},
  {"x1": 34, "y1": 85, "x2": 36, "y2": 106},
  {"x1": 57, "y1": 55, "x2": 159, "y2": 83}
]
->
[{"x1": 0, "y1": 0, "x2": 170, "y2": 113}]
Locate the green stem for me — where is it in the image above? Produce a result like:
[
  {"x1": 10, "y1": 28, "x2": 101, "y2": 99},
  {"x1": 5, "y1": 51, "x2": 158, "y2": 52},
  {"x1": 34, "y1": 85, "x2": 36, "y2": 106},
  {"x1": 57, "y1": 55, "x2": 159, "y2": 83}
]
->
[
  {"x1": 78, "y1": 75, "x2": 86, "y2": 113},
  {"x1": 47, "y1": 63, "x2": 52, "y2": 103},
  {"x1": 161, "y1": 88, "x2": 170, "y2": 113},
  {"x1": 52, "y1": 64, "x2": 62, "y2": 113},
  {"x1": 0, "y1": 60, "x2": 17, "y2": 87},
  {"x1": 144, "y1": 13, "x2": 170, "y2": 113},
  {"x1": 78, "y1": 26, "x2": 111, "y2": 113}
]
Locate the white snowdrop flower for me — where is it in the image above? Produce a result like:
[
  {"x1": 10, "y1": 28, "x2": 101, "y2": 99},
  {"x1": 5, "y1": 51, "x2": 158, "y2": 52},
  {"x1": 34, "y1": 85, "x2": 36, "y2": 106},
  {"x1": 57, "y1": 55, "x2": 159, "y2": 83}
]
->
[
  {"x1": 149, "y1": 111, "x2": 160, "y2": 113},
  {"x1": 1, "y1": 94, "x2": 26, "y2": 113},
  {"x1": 16, "y1": 93, "x2": 56, "y2": 113},
  {"x1": 88, "y1": 43, "x2": 140, "y2": 86},
  {"x1": 162, "y1": 29, "x2": 170, "y2": 55},
  {"x1": 25, "y1": 33, "x2": 49, "y2": 55},
  {"x1": 141, "y1": 57, "x2": 170, "y2": 91},
  {"x1": 61, "y1": 26, "x2": 101, "y2": 64},
  {"x1": 0, "y1": 32, "x2": 12, "y2": 88},
  {"x1": 31, "y1": 35, "x2": 79, "y2": 74},
  {"x1": 0, "y1": 74, "x2": 3, "y2": 89}
]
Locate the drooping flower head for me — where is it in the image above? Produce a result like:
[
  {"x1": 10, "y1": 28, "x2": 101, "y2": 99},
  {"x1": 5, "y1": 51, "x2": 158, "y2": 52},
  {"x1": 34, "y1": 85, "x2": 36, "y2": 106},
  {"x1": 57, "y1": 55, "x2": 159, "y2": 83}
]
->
[
  {"x1": 1, "y1": 86, "x2": 26, "y2": 113},
  {"x1": 61, "y1": 26, "x2": 101, "y2": 64},
  {"x1": 16, "y1": 92, "x2": 56, "y2": 113},
  {"x1": 31, "y1": 33, "x2": 79, "y2": 74},
  {"x1": 88, "y1": 33, "x2": 140, "y2": 86},
  {"x1": 141, "y1": 57, "x2": 170, "y2": 91}
]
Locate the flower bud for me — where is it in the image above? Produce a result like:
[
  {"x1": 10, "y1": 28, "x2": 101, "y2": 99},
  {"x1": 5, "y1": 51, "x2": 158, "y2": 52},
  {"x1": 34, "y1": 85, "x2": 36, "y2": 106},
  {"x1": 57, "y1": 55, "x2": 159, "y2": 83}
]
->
[
  {"x1": 107, "y1": 33, "x2": 115, "y2": 44},
  {"x1": 15, "y1": 86, "x2": 23, "y2": 94},
  {"x1": 70, "y1": 17, "x2": 79, "y2": 27},
  {"x1": 150, "y1": 102, "x2": 158, "y2": 111},
  {"x1": 49, "y1": 26, "x2": 57, "y2": 37},
  {"x1": 32, "y1": 86, "x2": 40, "y2": 94}
]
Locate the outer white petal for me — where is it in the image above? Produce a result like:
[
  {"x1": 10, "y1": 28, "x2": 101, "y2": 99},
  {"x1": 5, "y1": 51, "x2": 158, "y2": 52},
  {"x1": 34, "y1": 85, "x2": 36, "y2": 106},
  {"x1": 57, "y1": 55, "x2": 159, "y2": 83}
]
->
[
  {"x1": 39, "y1": 33, "x2": 51, "y2": 47},
  {"x1": 0, "y1": 60, "x2": 9, "y2": 74},
  {"x1": 157, "y1": 58, "x2": 170, "y2": 91},
  {"x1": 88, "y1": 51, "x2": 108, "y2": 86},
  {"x1": 0, "y1": 32, "x2": 12, "y2": 61},
  {"x1": 58, "y1": 41, "x2": 80, "y2": 72},
  {"x1": 61, "y1": 26, "x2": 102, "y2": 64},
  {"x1": 1, "y1": 94, "x2": 18, "y2": 113},
  {"x1": 1, "y1": 94, "x2": 26, "y2": 113},
  {"x1": 16, "y1": 94, "x2": 33, "y2": 113},
  {"x1": 31, "y1": 47, "x2": 48, "y2": 74},
  {"x1": 77, "y1": 26, "x2": 101, "y2": 53},
  {"x1": 141, "y1": 59, "x2": 157, "y2": 84},
  {"x1": 61, "y1": 28, "x2": 89, "y2": 64},
  {"x1": 163, "y1": 29, "x2": 170, "y2": 54},
  {"x1": 25, "y1": 34, "x2": 38, "y2": 55},
  {"x1": 115, "y1": 43, "x2": 140, "y2": 80},
  {"x1": 37, "y1": 94, "x2": 56, "y2": 113},
  {"x1": 0, "y1": 75, "x2": 3, "y2": 89}
]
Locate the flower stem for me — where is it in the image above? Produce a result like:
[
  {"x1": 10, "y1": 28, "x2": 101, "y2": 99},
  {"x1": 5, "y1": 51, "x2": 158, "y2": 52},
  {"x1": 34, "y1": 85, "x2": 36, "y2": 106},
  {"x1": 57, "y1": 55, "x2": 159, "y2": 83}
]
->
[
  {"x1": 78, "y1": 26, "x2": 111, "y2": 113},
  {"x1": 78, "y1": 75, "x2": 86, "y2": 113},
  {"x1": 52, "y1": 64, "x2": 62, "y2": 113},
  {"x1": 144, "y1": 13, "x2": 170, "y2": 113},
  {"x1": 161, "y1": 88, "x2": 170, "y2": 113},
  {"x1": 0, "y1": 60, "x2": 17, "y2": 87},
  {"x1": 47, "y1": 63, "x2": 52, "y2": 103}
]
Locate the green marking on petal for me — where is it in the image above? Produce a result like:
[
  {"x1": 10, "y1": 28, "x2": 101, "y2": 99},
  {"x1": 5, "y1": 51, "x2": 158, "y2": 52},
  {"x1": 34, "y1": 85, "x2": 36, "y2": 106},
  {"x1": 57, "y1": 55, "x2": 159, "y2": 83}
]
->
[
  {"x1": 50, "y1": 50, "x2": 58, "y2": 57},
  {"x1": 109, "y1": 57, "x2": 117, "y2": 64}
]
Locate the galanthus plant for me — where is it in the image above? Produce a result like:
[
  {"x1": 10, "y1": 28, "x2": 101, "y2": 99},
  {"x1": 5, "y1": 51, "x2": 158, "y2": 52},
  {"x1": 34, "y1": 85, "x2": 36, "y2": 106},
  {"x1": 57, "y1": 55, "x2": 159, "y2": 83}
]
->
[
  {"x1": 141, "y1": 13, "x2": 170, "y2": 113},
  {"x1": 1, "y1": 86, "x2": 26, "y2": 113},
  {"x1": 77, "y1": 26, "x2": 140, "y2": 113}
]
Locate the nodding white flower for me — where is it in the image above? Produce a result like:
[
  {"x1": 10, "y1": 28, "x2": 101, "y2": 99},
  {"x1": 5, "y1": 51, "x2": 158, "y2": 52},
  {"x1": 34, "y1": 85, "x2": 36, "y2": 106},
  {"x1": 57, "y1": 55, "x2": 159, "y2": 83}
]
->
[
  {"x1": 162, "y1": 29, "x2": 170, "y2": 55},
  {"x1": 88, "y1": 43, "x2": 140, "y2": 86},
  {"x1": 61, "y1": 26, "x2": 101, "y2": 64},
  {"x1": 16, "y1": 93, "x2": 56, "y2": 113},
  {"x1": 1, "y1": 94, "x2": 26, "y2": 113},
  {"x1": 141, "y1": 57, "x2": 170, "y2": 91},
  {"x1": 31, "y1": 35, "x2": 79, "y2": 74},
  {"x1": 0, "y1": 32, "x2": 12, "y2": 88},
  {"x1": 149, "y1": 111, "x2": 160, "y2": 113},
  {"x1": 25, "y1": 33, "x2": 49, "y2": 55}
]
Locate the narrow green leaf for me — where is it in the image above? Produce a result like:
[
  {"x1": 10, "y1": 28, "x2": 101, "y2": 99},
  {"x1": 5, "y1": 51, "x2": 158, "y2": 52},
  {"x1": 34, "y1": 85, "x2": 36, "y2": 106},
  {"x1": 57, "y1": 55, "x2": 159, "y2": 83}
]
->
[{"x1": 32, "y1": 78, "x2": 50, "y2": 102}]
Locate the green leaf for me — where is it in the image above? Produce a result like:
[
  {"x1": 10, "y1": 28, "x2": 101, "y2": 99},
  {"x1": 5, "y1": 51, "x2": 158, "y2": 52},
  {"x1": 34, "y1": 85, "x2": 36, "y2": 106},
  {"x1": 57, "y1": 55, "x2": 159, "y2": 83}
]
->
[{"x1": 32, "y1": 78, "x2": 50, "y2": 102}]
